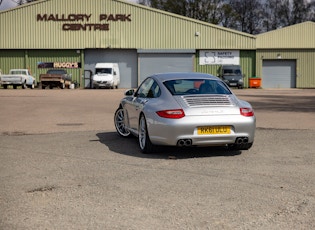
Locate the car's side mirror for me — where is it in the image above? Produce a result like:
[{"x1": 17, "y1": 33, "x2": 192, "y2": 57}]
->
[{"x1": 125, "y1": 89, "x2": 135, "y2": 96}]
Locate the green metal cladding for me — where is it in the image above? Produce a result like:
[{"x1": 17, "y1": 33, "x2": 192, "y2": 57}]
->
[
  {"x1": 0, "y1": 0, "x2": 255, "y2": 50},
  {"x1": 256, "y1": 21, "x2": 315, "y2": 88},
  {"x1": 1, "y1": 0, "x2": 315, "y2": 88},
  {"x1": 196, "y1": 50, "x2": 256, "y2": 88},
  {"x1": 256, "y1": 49, "x2": 315, "y2": 88},
  {"x1": 0, "y1": 50, "x2": 82, "y2": 84}
]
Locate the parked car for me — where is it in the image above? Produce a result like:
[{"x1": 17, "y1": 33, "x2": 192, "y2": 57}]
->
[
  {"x1": 0, "y1": 69, "x2": 36, "y2": 89},
  {"x1": 39, "y1": 69, "x2": 72, "y2": 89},
  {"x1": 114, "y1": 72, "x2": 256, "y2": 153},
  {"x1": 218, "y1": 65, "x2": 244, "y2": 89}
]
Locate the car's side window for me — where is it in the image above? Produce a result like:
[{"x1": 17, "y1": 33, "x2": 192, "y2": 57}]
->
[
  {"x1": 137, "y1": 78, "x2": 154, "y2": 98},
  {"x1": 148, "y1": 81, "x2": 161, "y2": 98},
  {"x1": 137, "y1": 78, "x2": 161, "y2": 98}
]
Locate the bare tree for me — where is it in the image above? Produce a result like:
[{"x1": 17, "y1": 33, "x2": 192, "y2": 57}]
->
[
  {"x1": 138, "y1": 0, "x2": 224, "y2": 24},
  {"x1": 227, "y1": 0, "x2": 264, "y2": 34}
]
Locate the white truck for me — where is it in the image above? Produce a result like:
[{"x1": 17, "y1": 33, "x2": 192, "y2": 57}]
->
[
  {"x1": 0, "y1": 69, "x2": 36, "y2": 89},
  {"x1": 92, "y1": 63, "x2": 120, "y2": 89}
]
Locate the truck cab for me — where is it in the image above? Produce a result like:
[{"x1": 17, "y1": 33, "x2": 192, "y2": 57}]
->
[
  {"x1": 92, "y1": 63, "x2": 120, "y2": 89},
  {"x1": 218, "y1": 65, "x2": 244, "y2": 89}
]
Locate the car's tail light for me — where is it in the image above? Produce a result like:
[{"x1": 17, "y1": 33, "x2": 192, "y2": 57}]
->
[
  {"x1": 156, "y1": 109, "x2": 185, "y2": 119},
  {"x1": 240, "y1": 108, "x2": 254, "y2": 117}
]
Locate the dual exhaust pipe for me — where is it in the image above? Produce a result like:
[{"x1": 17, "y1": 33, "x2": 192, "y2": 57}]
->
[
  {"x1": 177, "y1": 137, "x2": 248, "y2": 147},
  {"x1": 235, "y1": 137, "x2": 249, "y2": 145},
  {"x1": 177, "y1": 139, "x2": 192, "y2": 147}
]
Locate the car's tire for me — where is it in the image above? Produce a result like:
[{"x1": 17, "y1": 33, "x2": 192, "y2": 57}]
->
[
  {"x1": 13, "y1": 85, "x2": 17, "y2": 89},
  {"x1": 3, "y1": 85, "x2": 7, "y2": 89},
  {"x1": 114, "y1": 107, "x2": 131, "y2": 137},
  {"x1": 138, "y1": 114, "x2": 154, "y2": 154}
]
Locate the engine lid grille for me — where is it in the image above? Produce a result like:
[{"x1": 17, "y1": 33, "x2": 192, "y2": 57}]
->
[{"x1": 182, "y1": 95, "x2": 235, "y2": 107}]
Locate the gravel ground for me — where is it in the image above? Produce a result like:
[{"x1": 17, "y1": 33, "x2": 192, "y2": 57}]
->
[{"x1": 0, "y1": 88, "x2": 314, "y2": 230}]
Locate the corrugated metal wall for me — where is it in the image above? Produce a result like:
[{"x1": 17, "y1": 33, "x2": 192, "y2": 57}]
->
[
  {"x1": 256, "y1": 49, "x2": 315, "y2": 88},
  {"x1": 28, "y1": 50, "x2": 82, "y2": 83},
  {"x1": 257, "y1": 22, "x2": 315, "y2": 49},
  {"x1": 0, "y1": 0, "x2": 255, "y2": 50},
  {"x1": 0, "y1": 50, "x2": 25, "y2": 73},
  {"x1": 0, "y1": 49, "x2": 82, "y2": 83},
  {"x1": 195, "y1": 50, "x2": 256, "y2": 88}
]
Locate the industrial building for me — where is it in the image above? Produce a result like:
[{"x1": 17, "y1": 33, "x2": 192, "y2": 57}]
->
[{"x1": 0, "y1": 0, "x2": 314, "y2": 88}]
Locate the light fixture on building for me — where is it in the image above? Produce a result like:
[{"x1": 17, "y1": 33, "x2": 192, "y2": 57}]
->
[
  {"x1": 195, "y1": 32, "x2": 200, "y2": 37},
  {"x1": 76, "y1": 50, "x2": 80, "y2": 54},
  {"x1": 277, "y1": 53, "x2": 282, "y2": 59}
]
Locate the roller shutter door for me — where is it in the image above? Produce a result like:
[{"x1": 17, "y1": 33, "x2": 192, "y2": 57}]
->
[
  {"x1": 138, "y1": 51, "x2": 194, "y2": 83},
  {"x1": 84, "y1": 49, "x2": 138, "y2": 88},
  {"x1": 262, "y1": 60, "x2": 296, "y2": 88}
]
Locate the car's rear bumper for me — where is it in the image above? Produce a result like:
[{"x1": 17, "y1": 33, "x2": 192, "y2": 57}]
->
[{"x1": 147, "y1": 115, "x2": 256, "y2": 147}]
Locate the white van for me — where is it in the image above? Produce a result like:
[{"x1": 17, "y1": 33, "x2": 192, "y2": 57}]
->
[{"x1": 92, "y1": 63, "x2": 120, "y2": 89}]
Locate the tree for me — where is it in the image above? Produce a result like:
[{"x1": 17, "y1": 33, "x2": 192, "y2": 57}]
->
[
  {"x1": 219, "y1": 3, "x2": 239, "y2": 29},
  {"x1": 186, "y1": 0, "x2": 223, "y2": 24},
  {"x1": 227, "y1": 0, "x2": 264, "y2": 34},
  {"x1": 138, "y1": 0, "x2": 315, "y2": 34},
  {"x1": 291, "y1": 0, "x2": 312, "y2": 25},
  {"x1": 262, "y1": 0, "x2": 283, "y2": 31},
  {"x1": 138, "y1": 0, "x2": 224, "y2": 24},
  {"x1": 264, "y1": 0, "x2": 312, "y2": 30}
]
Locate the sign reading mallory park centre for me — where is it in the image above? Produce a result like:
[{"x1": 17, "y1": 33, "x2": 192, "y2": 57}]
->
[{"x1": 36, "y1": 14, "x2": 132, "y2": 31}]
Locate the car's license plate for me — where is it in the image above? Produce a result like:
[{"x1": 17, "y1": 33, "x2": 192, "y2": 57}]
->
[
  {"x1": 230, "y1": 83, "x2": 237, "y2": 86},
  {"x1": 197, "y1": 126, "x2": 231, "y2": 135}
]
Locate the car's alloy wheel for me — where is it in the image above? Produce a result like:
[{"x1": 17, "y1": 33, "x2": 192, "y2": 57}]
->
[
  {"x1": 138, "y1": 114, "x2": 154, "y2": 153},
  {"x1": 114, "y1": 107, "x2": 131, "y2": 137}
]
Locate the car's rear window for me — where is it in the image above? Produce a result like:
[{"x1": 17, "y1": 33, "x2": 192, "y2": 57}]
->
[{"x1": 163, "y1": 79, "x2": 231, "y2": 95}]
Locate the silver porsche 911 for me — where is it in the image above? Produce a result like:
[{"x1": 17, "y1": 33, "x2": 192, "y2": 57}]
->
[{"x1": 114, "y1": 72, "x2": 256, "y2": 153}]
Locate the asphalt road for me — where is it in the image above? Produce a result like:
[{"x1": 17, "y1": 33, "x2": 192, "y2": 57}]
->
[{"x1": 0, "y1": 88, "x2": 315, "y2": 229}]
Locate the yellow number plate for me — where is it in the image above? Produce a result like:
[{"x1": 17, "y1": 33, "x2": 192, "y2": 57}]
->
[{"x1": 197, "y1": 126, "x2": 231, "y2": 135}]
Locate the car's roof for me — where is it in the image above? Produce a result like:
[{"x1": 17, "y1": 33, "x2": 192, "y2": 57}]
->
[{"x1": 151, "y1": 72, "x2": 219, "y2": 82}]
